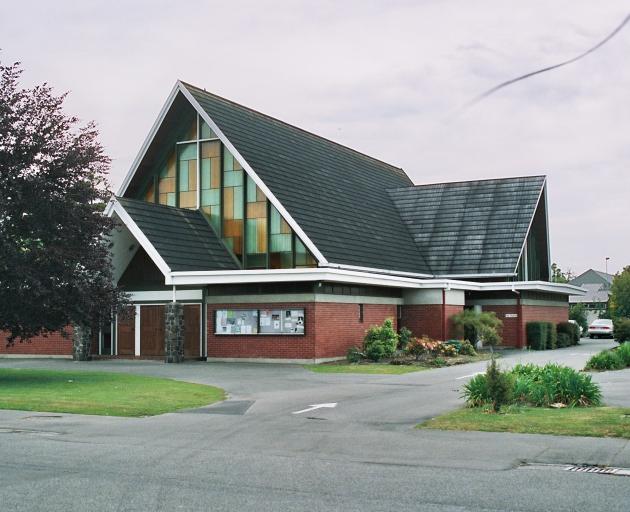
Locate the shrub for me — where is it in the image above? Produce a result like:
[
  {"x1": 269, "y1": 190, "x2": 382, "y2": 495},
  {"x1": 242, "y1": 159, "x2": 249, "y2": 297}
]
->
[
  {"x1": 405, "y1": 337, "x2": 425, "y2": 361},
  {"x1": 431, "y1": 357, "x2": 447, "y2": 367},
  {"x1": 458, "y1": 340, "x2": 477, "y2": 356},
  {"x1": 548, "y1": 323, "x2": 558, "y2": 350},
  {"x1": 616, "y1": 342, "x2": 630, "y2": 366},
  {"x1": 557, "y1": 332, "x2": 572, "y2": 348},
  {"x1": 463, "y1": 373, "x2": 489, "y2": 406},
  {"x1": 585, "y1": 350, "x2": 625, "y2": 371},
  {"x1": 451, "y1": 310, "x2": 503, "y2": 348},
  {"x1": 614, "y1": 318, "x2": 630, "y2": 343},
  {"x1": 347, "y1": 346, "x2": 363, "y2": 363},
  {"x1": 463, "y1": 363, "x2": 601, "y2": 408},
  {"x1": 438, "y1": 343, "x2": 458, "y2": 357},
  {"x1": 398, "y1": 327, "x2": 413, "y2": 350},
  {"x1": 569, "y1": 303, "x2": 588, "y2": 334},
  {"x1": 526, "y1": 322, "x2": 547, "y2": 350},
  {"x1": 557, "y1": 321, "x2": 580, "y2": 345},
  {"x1": 363, "y1": 319, "x2": 398, "y2": 362},
  {"x1": 486, "y1": 359, "x2": 513, "y2": 412}
]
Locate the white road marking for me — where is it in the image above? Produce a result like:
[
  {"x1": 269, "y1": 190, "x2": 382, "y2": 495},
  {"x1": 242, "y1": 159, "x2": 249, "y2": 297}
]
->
[
  {"x1": 455, "y1": 372, "x2": 484, "y2": 380},
  {"x1": 292, "y1": 403, "x2": 337, "y2": 415}
]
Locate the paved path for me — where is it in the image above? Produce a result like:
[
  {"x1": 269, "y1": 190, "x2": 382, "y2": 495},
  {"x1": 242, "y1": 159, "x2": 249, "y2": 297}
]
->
[{"x1": 1, "y1": 338, "x2": 628, "y2": 511}]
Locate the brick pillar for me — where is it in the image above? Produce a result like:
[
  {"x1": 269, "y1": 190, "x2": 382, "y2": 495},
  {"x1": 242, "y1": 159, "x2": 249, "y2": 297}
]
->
[
  {"x1": 72, "y1": 324, "x2": 92, "y2": 361},
  {"x1": 165, "y1": 302, "x2": 184, "y2": 363}
]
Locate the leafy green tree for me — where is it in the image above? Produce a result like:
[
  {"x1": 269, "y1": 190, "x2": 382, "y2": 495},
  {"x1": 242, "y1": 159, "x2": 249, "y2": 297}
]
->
[
  {"x1": 0, "y1": 61, "x2": 127, "y2": 343},
  {"x1": 569, "y1": 303, "x2": 588, "y2": 332},
  {"x1": 363, "y1": 319, "x2": 398, "y2": 361},
  {"x1": 610, "y1": 266, "x2": 630, "y2": 319},
  {"x1": 551, "y1": 263, "x2": 569, "y2": 283},
  {"x1": 451, "y1": 309, "x2": 503, "y2": 350}
]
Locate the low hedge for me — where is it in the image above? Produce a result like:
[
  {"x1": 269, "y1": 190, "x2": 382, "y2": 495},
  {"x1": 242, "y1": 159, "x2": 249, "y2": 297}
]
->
[
  {"x1": 557, "y1": 321, "x2": 580, "y2": 345},
  {"x1": 526, "y1": 322, "x2": 557, "y2": 350}
]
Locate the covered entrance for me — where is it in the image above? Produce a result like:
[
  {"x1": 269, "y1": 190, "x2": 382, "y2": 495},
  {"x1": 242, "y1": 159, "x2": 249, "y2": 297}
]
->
[{"x1": 113, "y1": 303, "x2": 202, "y2": 358}]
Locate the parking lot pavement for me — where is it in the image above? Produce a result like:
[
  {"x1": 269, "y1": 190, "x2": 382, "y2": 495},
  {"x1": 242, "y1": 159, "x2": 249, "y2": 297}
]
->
[{"x1": 0, "y1": 337, "x2": 628, "y2": 511}]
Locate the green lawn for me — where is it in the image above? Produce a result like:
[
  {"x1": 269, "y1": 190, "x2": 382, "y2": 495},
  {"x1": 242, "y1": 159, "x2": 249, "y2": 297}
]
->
[
  {"x1": 304, "y1": 363, "x2": 430, "y2": 374},
  {"x1": 0, "y1": 368, "x2": 225, "y2": 417},
  {"x1": 419, "y1": 406, "x2": 630, "y2": 439}
]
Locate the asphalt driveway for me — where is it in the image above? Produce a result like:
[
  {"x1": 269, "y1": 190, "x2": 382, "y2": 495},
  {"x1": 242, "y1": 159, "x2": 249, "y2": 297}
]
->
[{"x1": 0, "y1": 338, "x2": 628, "y2": 512}]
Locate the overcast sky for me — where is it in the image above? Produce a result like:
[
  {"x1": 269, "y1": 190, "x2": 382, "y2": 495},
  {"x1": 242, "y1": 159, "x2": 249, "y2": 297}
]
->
[{"x1": 2, "y1": 1, "x2": 628, "y2": 276}]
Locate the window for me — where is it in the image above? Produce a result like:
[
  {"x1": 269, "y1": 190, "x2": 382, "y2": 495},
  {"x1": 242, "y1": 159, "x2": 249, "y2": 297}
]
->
[
  {"x1": 359, "y1": 304, "x2": 364, "y2": 323},
  {"x1": 269, "y1": 204, "x2": 292, "y2": 268},
  {"x1": 245, "y1": 175, "x2": 268, "y2": 268},
  {"x1": 200, "y1": 140, "x2": 221, "y2": 231},
  {"x1": 178, "y1": 143, "x2": 197, "y2": 209},
  {"x1": 158, "y1": 151, "x2": 176, "y2": 206},
  {"x1": 215, "y1": 308, "x2": 305, "y2": 335},
  {"x1": 222, "y1": 149, "x2": 244, "y2": 260}
]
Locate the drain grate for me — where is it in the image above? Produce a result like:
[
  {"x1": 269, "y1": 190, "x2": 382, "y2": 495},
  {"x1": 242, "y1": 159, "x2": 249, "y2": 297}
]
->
[{"x1": 565, "y1": 464, "x2": 630, "y2": 476}]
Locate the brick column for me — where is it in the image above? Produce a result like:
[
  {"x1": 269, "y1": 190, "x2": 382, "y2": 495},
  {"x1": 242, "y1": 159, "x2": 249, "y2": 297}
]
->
[
  {"x1": 165, "y1": 302, "x2": 184, "y2": 363},
  {"x1": 72, "y1": 324, "x2": 92, "y2": 361}
]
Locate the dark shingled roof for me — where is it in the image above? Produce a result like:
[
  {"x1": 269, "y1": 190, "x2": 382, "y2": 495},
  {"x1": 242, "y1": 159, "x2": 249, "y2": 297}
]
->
[
  {"x1": 387, "y1": 176, "x2": 546, "y2": 276},
  {"x1": 116, "y1": 197, "x2": 239, "y2": 272},
  {"x1": 182, "y1": 82, "x2": 431, "y2": 275}
]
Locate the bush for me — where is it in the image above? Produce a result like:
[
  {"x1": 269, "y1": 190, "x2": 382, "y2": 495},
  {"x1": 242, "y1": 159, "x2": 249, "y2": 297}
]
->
[
  {"x1": 557, "y1": 332, "x2": 572, "y2": 348},
  {"x1": 585, "y1": 350, "x2": 625, "y2": 371},
  {"x1": 438, "y1": 343, "x2": 458, "y2": 357},
  {"x1": 431, "y1": 357, "x2": 447, "y2": 367},
  {"x1": 557, "y1": 321, "x2": 580, "y2": 345},
  {"x1": 616, "y1": 342, "x2": 630, "y2": 366},
  {"x1": 463, "y1": 363, "x2": 601, "y2": 408},
  {"x1": 405, "y1": 337, "x2": 425, "y2": 361},
  {"x1": 346, "y1": 346, "x2": 363, "y2": 363},
  {"x1": 398, "y1": 326, "x2": 413, "y2": 350},
  {"x1": 458, "y1": 340, "x2": 477, "y2": 356},
  {"x1": 569, "y1": 303, "x2": 588, "y2": 334},
  {"x1": 614, "y1": 318, "x2": 630, "y2": 343},
  {"x1": 486, "y1": 359, "x2": 513, "y2": 412},
  {"x1": 526, "y1": 322, "x2": 547, "y2": 350},
  {"x1": 363, "y1": 319, "x2": 398, "y2": 362},
  {"x1": 548, "y1": 324, "x2": 557, "y2": 350},
  {"x1": 451, "y1": 310, "x2": 503, "y2": 348}
]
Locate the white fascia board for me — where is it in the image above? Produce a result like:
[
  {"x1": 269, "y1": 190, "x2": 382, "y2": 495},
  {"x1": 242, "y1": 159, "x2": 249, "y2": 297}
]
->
[
  {"x1": 128, "y1": 290, "x2": 203, "y2": 302},
  {"x1": 110, "y1": 200, "x2": 171, "y2": 277},
  {"x1": 117, "y1": 82, "x2": 181, "y2": 196},
  {"x1": 513, "y1": 177, "x2": 547, "y2": 274},
  {"x1": 167, "y1": 267, "x2": 423, "y2": 288},
  {"x1": 435, "y1": 272, "x2": 516, "y2": 279},
  {"x1": 176, "y1": 81, "x2": 328, "y2": 266},
  {"x1": 478, "y1": 281, "x2": 586, "y2": 296},
  {"x1": 322, "y1": 262, "x2": 433, "y2": 279}
]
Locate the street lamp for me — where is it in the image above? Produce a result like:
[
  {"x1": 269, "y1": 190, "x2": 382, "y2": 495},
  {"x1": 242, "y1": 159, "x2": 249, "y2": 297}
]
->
[{"x1": 606, "y1": 257, "x2": 610, "y2": 275}]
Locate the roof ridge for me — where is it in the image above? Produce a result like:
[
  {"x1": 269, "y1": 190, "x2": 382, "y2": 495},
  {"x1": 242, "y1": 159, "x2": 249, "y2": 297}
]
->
[
  {"x1": 387, "y1": 174, "x2": 547, "y2": 192},
  {"x1": 179, "y1": 80, "x2": 412, "y2": 183}
]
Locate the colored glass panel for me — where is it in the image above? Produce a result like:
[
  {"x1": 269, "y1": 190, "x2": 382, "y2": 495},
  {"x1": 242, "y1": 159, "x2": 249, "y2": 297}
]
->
[
  {"x1": 178, "y1": 143, "x2": 197, "y2": 209},
  {"x1": 200, "y1": 140, "x2": 221, "y2": 231},
  {"x1": 245, "y1": 175, "x2": 267, "y2": 269},
  {"x1": 270, "y1": 205, "x2": 292, "y2": 268},
  {"x1": 158, "y1": 151, "x2": 176, "y2": 206},
  {"x1": 295, "y1": 237, "x2": 317, "y2": 268},
  {"x1": 222, "y1": 148, "x2": 244, "y2": 260},
  {"x1": 200, "y1": 119, "x2": 217, "y2": 139}
]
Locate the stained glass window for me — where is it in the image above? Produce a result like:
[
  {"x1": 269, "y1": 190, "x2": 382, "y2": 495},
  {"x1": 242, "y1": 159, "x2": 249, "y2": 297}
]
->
[
  {"x1": 270, "y1": 204, "x2": 292, "y2": 269},
  {"x1": 178, "y1": 143, "x2": 197, "y2": 209},
  {"x1": 245, "y1": 175, "x2": 268, "y2": 269},
  {"x1": 200, "y1": 119, "x2": 217, "y2": 140},
  {"x1": 158, "y1": 151, "x2": 176, "y2": 206},
  {"x1": 222, "y1": 149, "x2": 244, "y2": 260},
  {"x1": 200, "y1": 141, "x2": 221, "y2": 231}
]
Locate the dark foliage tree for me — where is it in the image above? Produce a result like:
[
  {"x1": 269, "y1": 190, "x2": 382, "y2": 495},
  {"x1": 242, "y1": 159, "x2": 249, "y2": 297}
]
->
[
  {"x1": 610, "y1": 266, "x2": 630, "y2": 319},
  {"x1": 0, "y1": 61, "x2": 127, "y2": 343}
]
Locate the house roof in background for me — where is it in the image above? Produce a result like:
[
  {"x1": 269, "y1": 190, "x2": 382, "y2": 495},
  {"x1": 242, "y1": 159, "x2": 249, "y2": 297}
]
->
[
  {"x1": 569, "y1": 268, "x2": 614, "y2": 287},
  {"x1": 115, "y1": 197, "x2": 239, "y2": 272},
  {"x1": 181, "y1": 82, "x2": 431, "y2": 275},
  {"x1": 388, "y1": 176, "x2": 546, "y2": 276},
  {"x1": 569, "y1": 282, "x2": 612, "y2": 303}
]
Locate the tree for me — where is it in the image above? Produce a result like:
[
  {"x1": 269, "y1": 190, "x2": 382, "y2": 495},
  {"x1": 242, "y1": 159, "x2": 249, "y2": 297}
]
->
[
  {"x1": 0, "y1": 61, "x2": 127, "y2": 343},
  {"x1": 451, "y1": 310, "x2": 503, "y2": 350},
  {"x1": 551, "y1": 263, "x2": 569, "y2": 283},
  {"x1": 609, "y1": 266, "x2": 630, "y2": 319},
  {"x1": 569, "y1": 303, "x2": 588, "y2": 332}
]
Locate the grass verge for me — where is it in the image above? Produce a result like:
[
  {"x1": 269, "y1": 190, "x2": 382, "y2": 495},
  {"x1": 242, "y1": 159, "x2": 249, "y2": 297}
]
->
[
  {"x1": 304, "y1": 363, "x2": 430, "y2": 374},
  {"x1": 305, "y1": 353, "x2": 493, "y2": 375},
  {"x1": 418, "y1": 406, "x2": 630, "y2": 439},
  {"x1": 0, "y1": 368, "x2": 225, "y2": 417}
]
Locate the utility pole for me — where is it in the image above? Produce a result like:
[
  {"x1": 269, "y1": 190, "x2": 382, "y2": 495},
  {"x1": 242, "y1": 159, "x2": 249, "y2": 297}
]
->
[{"x1": 606, "y1": 257, "x2": 610, "y2": 275}]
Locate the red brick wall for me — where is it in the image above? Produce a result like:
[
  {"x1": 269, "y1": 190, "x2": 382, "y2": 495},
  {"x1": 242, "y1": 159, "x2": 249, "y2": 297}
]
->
[
  {"x1": 481, "y1": 304, "x2": 569, "y2": 348},
  {"x1": 0, "y1": 327, "x2": 73, "y2": 356},
  {"x1": 401, "y1": 304, "x2": 463, "y2": 340},
  {"x1": 206, "y1": 302, "x2": 397, "y2": 360},
  {"x1": 314, "y1": 303, "x2": 397, "y2": 359}
]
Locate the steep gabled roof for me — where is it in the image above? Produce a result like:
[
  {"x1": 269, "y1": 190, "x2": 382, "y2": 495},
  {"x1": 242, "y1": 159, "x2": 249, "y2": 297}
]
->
[
  {"x1": 569, "y1": 269, "x2": 614, "y2": 287},
  {"x1": 181, "y1": 82, "x2": 431, "y2": 275},
  {"x1": 116, "y1": 197, "x2": 239, "y2": 272},
  {"x1": 388, "y1": 176, "x2": 546, "y2": 276}
]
